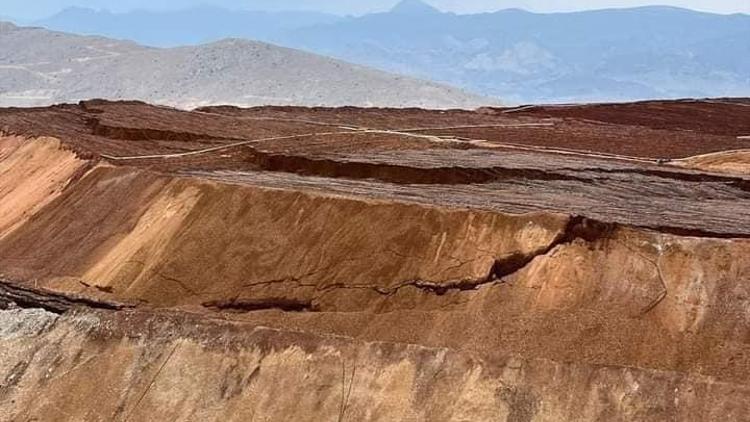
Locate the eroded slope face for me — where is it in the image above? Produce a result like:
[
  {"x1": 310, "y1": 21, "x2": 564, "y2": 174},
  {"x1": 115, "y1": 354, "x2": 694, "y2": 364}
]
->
[
  {"x1": 2, "y1": 306, "x2": 748, "y2": 422},
  {"x1": 1, "y1": 99, "x2": 750, "y2": 420},
  {"x1": 0, "y1": 136, "x2": 87, "y2": 238}
]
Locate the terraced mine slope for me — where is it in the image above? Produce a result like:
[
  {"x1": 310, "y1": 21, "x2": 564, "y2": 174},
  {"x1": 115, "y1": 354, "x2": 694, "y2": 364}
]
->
[{"x1": 1, "y1": 98, "x2": 750, "y2": 420}]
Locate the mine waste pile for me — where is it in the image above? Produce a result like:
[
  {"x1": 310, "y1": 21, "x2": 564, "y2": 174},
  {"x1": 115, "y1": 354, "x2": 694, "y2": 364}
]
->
[{"x1": 1, "y1": 98, "x2": 750, "y2": 420}]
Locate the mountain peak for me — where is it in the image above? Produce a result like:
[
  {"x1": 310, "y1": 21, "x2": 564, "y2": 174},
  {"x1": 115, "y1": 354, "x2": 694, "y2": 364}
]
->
[{"x1": 390, "y1": 0, "x2": 441, "y2": 15}]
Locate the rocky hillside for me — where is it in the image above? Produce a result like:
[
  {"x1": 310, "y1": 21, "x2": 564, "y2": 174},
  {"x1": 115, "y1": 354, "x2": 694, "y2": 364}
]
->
[
  {"x1": 284, "y1": 2, "x2": 750, "y2": 103},
  {"x1": 0, "y1": 22, "x2": 490, "y2": 109},
  {"x1": 30, "y1": 2, "x2": 750, "y2": 104}
]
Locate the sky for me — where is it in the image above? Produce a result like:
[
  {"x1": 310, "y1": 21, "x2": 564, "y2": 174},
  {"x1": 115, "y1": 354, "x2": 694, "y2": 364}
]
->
[{"x1": 2, "y1": 0, "x2": 749, "y2": 20}]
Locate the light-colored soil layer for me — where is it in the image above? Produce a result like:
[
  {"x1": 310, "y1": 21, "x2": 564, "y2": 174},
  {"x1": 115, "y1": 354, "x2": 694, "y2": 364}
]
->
[
  {"x1": 0, "y1": 136, "x2": 86, "y2": 238},
  {"x1": 1, "y1": 307, "x2": 748, "y2": 422},
  {"x1": 674, "y1": 149, "x2": 750, "y2": 175}
]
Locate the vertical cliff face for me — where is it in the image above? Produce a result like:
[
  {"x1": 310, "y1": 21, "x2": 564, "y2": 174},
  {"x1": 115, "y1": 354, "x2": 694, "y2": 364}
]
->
[{"x1": 1, "y1": 100, "x2": 749, "y2": 420}]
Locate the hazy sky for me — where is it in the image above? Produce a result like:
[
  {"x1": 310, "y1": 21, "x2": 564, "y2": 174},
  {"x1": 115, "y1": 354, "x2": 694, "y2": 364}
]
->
[{"x1": 3, "y1": 0, "x2": 749, "y2": 20}]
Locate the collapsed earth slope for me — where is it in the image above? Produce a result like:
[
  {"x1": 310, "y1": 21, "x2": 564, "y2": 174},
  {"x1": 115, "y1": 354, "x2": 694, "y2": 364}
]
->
[
  {"x1": 0, "y1": 22, "x2": 489, "y2": 109},
  {"x1": 1, "y1": 98, "x2": 750, "y2": 420}
]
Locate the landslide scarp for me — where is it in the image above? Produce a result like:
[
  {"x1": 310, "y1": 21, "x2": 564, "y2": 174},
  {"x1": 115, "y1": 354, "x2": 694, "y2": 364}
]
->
[
  {"x1": 1, "y1": 133, "x2": 749, "y2": 386},
  {"x1": 1, "y1": 99, "x2": 750, "y2": 420}
]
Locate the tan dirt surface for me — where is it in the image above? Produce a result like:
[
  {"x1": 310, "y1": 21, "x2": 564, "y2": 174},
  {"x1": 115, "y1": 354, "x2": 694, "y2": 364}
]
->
[
  {"x1": 675, "y1": 149, "x2": 750, "y2": 175},
  {"x1": 0, "y1": 136, "x2": 87, "y2": 239}
]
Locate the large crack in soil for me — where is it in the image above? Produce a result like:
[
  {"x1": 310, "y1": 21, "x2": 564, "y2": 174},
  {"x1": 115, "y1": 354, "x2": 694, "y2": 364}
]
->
[
  {"x1": 251, "y1": 150, "x2": 587, "y2": 185},
  {"x1": 194, "y1": 215, "x2": 616, "y2": 314},
  {"x1": 250, "y1": 148, "x2": 750, "y2": 189},
  {"x1": 385, "y1": 215, "x2": 615, "y2": 296},
  {"x1": 202, "y1": 298, "x2": 316, "y2": 313},
  {"x1": 85, "y1": 117, "x2": 243, "y2": 143},
  {"x1": 0, "y1": 277, "x2": 133, "y2": 314}
]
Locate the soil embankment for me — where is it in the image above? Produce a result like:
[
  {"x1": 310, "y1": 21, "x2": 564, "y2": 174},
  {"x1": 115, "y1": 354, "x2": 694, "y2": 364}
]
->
[{"x1": 1, "y1": 99, "x2": 750, "y2": 420}]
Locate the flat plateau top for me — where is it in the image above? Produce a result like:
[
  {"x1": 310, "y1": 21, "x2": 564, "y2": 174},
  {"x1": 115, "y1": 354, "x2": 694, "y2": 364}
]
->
[{"x1": 2, "y1": 98, "x2": 750, "y2": 236}]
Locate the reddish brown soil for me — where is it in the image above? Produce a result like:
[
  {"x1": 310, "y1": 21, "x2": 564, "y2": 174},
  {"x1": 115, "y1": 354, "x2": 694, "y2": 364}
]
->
[
  {"x1": 1, "y1": 98, "x2": 748, "y2": 160},
  {"x1": 513, "y1": 98, "x2": 750, "y2": 137},
  {"x1": 1, "y1": 99, "x2": 749, "y2": 237},
  {"x1": 2, "y1": 99, "x2": 750, "y2": 420},
  {"x1": 202, "y1": 99, "x2": 750, "y2": 158}
]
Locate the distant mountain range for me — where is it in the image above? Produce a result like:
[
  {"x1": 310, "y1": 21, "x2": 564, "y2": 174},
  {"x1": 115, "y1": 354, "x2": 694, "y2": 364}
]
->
[
  {"x1": 35, "y1": 6, "x2": 342, "y2": 48},
  {"x1": 32, "y1": 0, "x2": 750, "y2": 104},
  {"x1": 0, "y1": 21, "x2": 488, "y2": 109}
]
